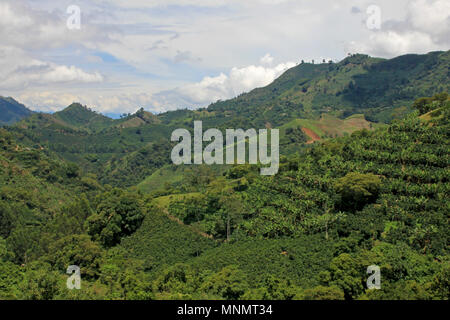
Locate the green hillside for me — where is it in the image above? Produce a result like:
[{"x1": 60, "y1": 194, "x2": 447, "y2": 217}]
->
[
  {"x1": 281, "y1": 114, "x2": 385, "y2": 142},
  {"x1": 53, "y1": 103, "x2": 113, "y2": 132},
  {"x1": 0, "y1": 94, "x2": 448, "y2": 300},
  {"x1": 129, "y1": 94, "x2": 449, "y2": 300},
  {"x1": 0, "y1": 128, "x2": 102, "y2": 265},
  {"x1": 205, "y1": 51, "x2": 450, "y2": 126},
  {"x1": 9, "y1": 110, "x2": 177, "y2": 187},
  {"x1": 137, "y1": 165, "x2": 188, "y2": 193}
]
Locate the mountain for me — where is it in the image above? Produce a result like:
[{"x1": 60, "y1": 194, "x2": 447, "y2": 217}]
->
[
  {"x1": 0, "y1": 97, "x2": 33, "y2": 126},
  {"x1": 197, "y1": 51, "x2": 450, "y2": 127},
  {"x1": 114, "y1": 108, "x2": 161, "y2": 128},
  {"x1": 5, "y1": 51, "x2": 449, "y2": 188},
  {"x1": 52, "y1": 103, "x2": 113, "y2": 132},
  {"x1": 10, "y1": 103, "x2": 177, "y2": 187}
]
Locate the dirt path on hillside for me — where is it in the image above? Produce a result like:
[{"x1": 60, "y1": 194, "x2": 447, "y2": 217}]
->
[{"x1": 302, "y1": 127, "x2": 321, "y2": 144}]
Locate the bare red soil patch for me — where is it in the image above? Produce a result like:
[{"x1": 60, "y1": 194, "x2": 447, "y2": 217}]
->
[{"x1": 301, "y1": 127, "x2": 321, "y2": 144}]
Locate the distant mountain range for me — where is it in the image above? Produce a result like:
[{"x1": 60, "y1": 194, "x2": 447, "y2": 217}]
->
[
  {"x1": 3, "y1": 50, "x2": 449, "y2": 129},
  {"x1": 2, "y1": 50, "x2": 449, "y2": 187},
  {"x1": 0, "y1": 96, "x2": 33, "y2": 126}
]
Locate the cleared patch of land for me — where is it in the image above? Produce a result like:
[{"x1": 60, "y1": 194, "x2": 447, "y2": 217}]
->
[
  {"x1": 302, "y1": 127, "x2": 321, "y2": 144},
  {"x1": 282, "y1": 114, "x2": 384, "y2": 143}
]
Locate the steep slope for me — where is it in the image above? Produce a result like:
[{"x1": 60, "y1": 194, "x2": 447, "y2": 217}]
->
[
  {"x1": 0, "y1": 128, "x2": 102, "y2": 264},
  {"x1": 205, "y1": 51, "x2": 450, "y2": 126},
  {"x1": 119, "y1": 95, "x2": 449, "y2": 300},
  {"x1": 0, "y1": 97, "x2": 33, "y2": 126},
  {"x1": 281, "y1": 114, "x2": 385, "y2": 142}
]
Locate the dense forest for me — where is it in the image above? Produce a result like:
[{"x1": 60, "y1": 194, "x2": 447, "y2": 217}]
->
[{"x1": 0, "y1": 51, "x2": 448, "y2": 300}]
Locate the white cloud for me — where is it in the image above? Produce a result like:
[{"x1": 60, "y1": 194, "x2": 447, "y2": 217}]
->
[
  {"x1": 155, "y1": 59, "x2": 297, "y2": 108},
  {"x1": 0, "y1": 46, "x2": 103, "y2": 90},
  {"x1": 348, "y1": 0, "x2": 450, "y2": 57},
  {"x1": 0, "y1": 1, "x2": 111, "y2": 50},
  {"x1": 1, "y1": 0, "x2": 448, "y2": 115},
  {"x1": 260, "y1": 53, "x2": 274, "y2": 65},
  {"x1": 18, "y1": 91, "x2": 80, "y2": 112},
  {"x1": 408, "y1": 0, "x2": 450, "y2": 36},
  {"x1": 0, "y1": 1, "x2": 105, "y2": 91},
  {"x1": 18, "y1": 90, "x2": 154, "y2": 114},
  {"x1": 348, "y1": 31, "x2": 440, "y2": 57},
  {"x1": 41, "y1": 65, "x2": 103, "y2": 83},
  {"x1": 92, "y1": 0, "x2": 294, "y2": 9},
  {"x1": 15, "y1": 57, "x2": 297, "y2": 114}
]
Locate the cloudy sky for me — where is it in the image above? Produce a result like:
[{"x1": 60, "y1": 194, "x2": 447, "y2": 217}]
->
[{"x1": 0, "y1": 0, "x2": 449, "y2": 115}]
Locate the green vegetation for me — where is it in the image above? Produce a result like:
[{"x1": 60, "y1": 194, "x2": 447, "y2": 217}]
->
[
  {"x1": 53, "y1": 103, "x2": 113, "y2": 132},
  {"x1": 0, "y1": 50, "x2": 448, "y2": 300},
  {"x1": 203, "y1": 51, "x2": 450, "y2": 126},
  {"x1": 86, "y1": 189, "x2": 145, "y2": 247},
  {"x1": 4, "y1": 51, "x2": 448, "y2": 188}
]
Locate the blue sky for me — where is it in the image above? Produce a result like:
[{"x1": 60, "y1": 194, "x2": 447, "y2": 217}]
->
[{"x1": 0, "y1": 0, "x2": 449, "y2": 114}]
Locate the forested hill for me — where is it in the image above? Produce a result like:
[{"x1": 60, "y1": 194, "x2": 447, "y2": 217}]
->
[
  {"x1": 203, "y1": 51, "x2": 450, "y2": 127},
  {"x1": 0, "y1": 97, "x2": 33, "y2": 126},
  {"x1": 0, "y1": 95, "x2": 448, "y2": 300},
  {"x1": 52, "y1": 103, "x2": 114, "y2": 132}
]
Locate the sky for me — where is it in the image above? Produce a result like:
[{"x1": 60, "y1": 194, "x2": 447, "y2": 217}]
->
[{"x1": 0, "y1": 0, "x2": 449, "y2": 115}]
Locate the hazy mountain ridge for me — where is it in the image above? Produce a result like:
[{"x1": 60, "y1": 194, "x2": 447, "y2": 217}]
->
[{"x1": 0, "y1": 97, "x2": 34, "y2": 126}]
